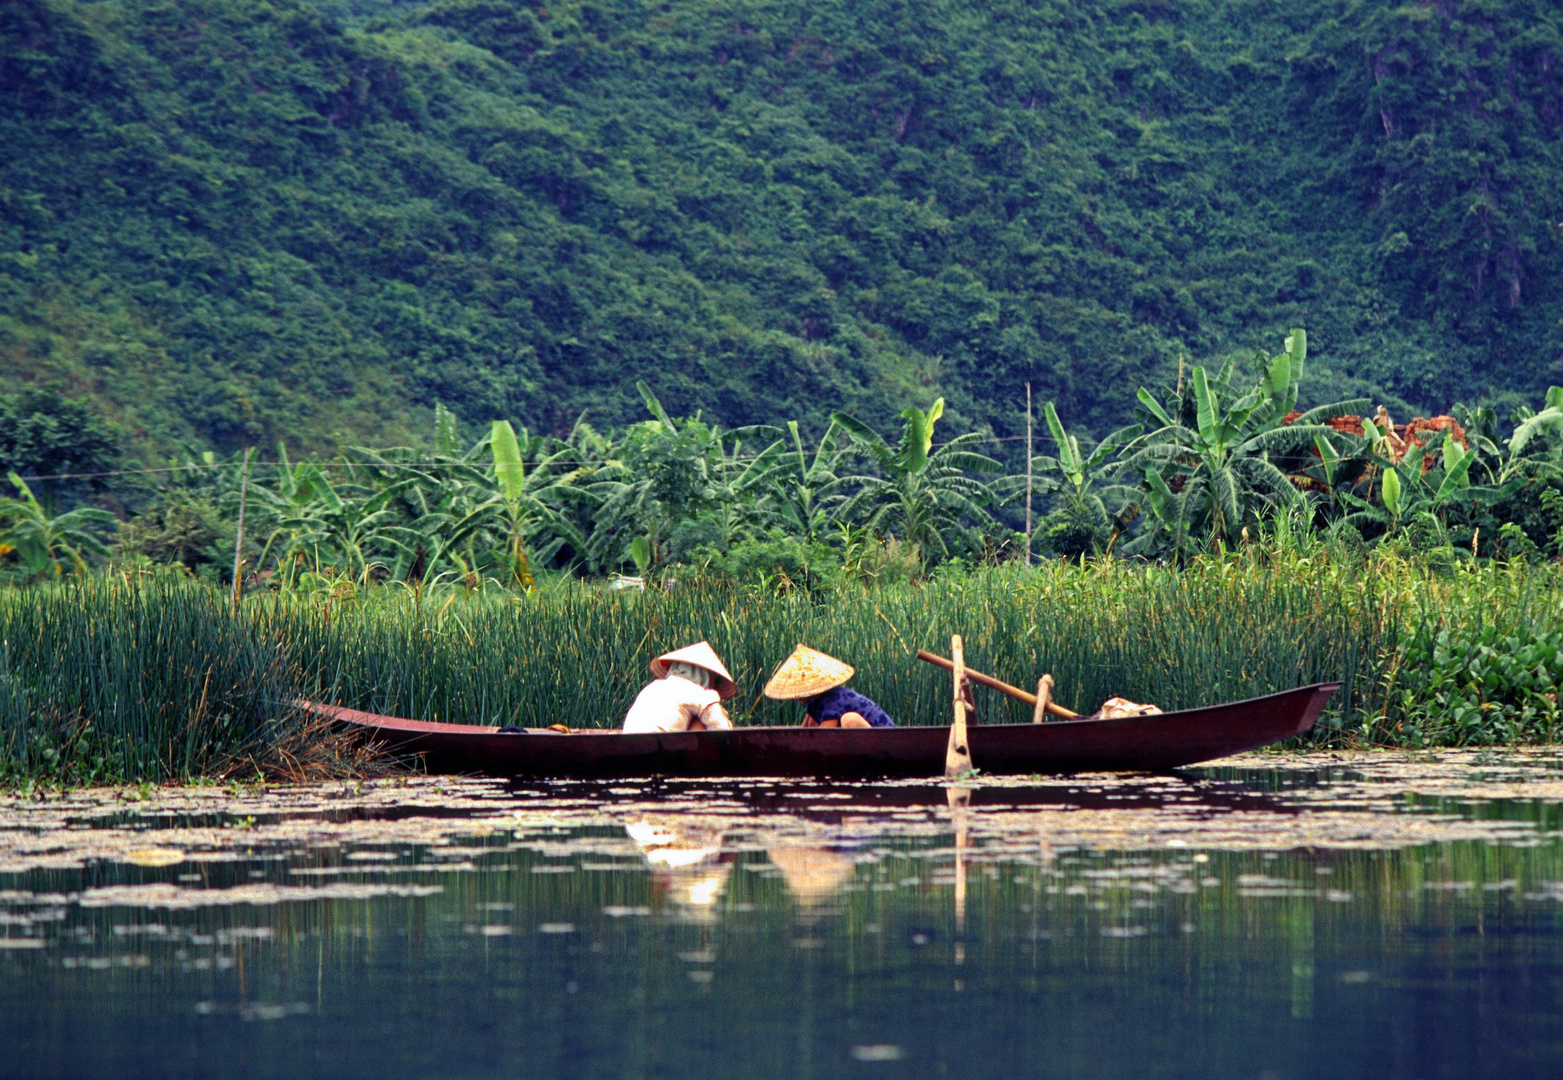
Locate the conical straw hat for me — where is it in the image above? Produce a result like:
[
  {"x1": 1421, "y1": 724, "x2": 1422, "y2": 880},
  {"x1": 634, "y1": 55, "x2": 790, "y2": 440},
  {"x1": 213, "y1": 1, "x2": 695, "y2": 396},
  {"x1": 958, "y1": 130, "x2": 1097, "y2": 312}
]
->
[
  {"x1": 650, "y1": 641, "x2": 737, "y2": 699},
  {"x1": 763, "y1": 644, "x2": 854, "y2": 700}
]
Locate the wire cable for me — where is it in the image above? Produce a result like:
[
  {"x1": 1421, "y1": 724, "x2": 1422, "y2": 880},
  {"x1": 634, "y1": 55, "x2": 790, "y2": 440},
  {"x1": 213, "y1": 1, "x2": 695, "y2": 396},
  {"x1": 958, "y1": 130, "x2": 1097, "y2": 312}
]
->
[{"x1": 10, "y1": 433, "x2": 1063, "y2": 483}]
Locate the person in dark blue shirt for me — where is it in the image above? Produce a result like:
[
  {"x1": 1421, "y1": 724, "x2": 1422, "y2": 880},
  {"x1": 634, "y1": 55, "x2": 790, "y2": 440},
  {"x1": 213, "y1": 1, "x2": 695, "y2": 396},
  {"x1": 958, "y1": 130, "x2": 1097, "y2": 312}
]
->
[
  {"x1": 762, "y1": 644, "x2": 896, "y2": 728},
  {"x1": 803, "y1": 684, "x2": 895, "y2": 728}
]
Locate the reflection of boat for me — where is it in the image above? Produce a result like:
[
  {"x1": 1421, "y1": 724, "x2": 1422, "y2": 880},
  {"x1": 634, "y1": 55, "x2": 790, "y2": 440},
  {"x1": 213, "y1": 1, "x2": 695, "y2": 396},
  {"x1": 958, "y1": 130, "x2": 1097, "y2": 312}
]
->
[{"x1": 302, "y1": 683, "x2": 1339, "y2": 779}]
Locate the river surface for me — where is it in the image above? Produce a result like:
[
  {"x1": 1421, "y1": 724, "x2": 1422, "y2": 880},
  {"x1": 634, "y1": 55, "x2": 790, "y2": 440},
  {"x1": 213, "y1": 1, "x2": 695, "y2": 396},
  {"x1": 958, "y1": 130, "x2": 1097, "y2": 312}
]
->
[{"x1": 4, "y1": 749, "x2": 1563, "y2": 1079}]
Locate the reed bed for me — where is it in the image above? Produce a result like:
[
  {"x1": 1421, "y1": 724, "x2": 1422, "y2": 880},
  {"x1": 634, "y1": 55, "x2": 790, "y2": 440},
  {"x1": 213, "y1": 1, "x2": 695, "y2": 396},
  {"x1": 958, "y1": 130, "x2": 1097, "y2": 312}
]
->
[{"x1": 3, "y1": 551, "x2": 1562, "y2": 782}]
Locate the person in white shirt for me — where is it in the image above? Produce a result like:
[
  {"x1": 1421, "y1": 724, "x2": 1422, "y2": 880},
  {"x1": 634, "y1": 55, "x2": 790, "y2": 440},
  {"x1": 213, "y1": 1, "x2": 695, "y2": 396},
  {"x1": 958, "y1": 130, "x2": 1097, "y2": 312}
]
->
[{"x1": 622, "y1": 641, "x2": 737, "y2": 734}]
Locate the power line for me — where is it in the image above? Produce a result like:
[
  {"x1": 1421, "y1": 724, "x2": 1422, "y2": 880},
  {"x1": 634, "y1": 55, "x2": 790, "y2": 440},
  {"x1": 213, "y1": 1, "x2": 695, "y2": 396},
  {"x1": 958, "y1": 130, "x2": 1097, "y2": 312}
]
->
[{"x1": 12, "y1": 433, "x2": 1063, "y2": 484}]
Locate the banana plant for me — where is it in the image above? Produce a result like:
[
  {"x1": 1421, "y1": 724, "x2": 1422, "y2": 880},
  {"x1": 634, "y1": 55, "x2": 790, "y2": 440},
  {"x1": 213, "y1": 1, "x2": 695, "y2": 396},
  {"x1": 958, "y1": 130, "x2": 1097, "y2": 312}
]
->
[
  {"x1": 342, "y1": 409, "x2": 502, "y2": 585},
  {"x1": 831, "y1": 398, "x2": 1006, "y2": 561},
  {"x1": 753, "y1": 419, "x2": 848, "y2": 545},
  {"x1": 427, "y1": 420, "x2": 593, "y2": 586},
  {"x1": 586, "y1": 391, "x2": 711, "y2": 570},
  {"x1": 586, "y1": 382, "x2": 783, "y2": 570},
  {"x1": 1338, "y1": 425, "x2": 1485, "y2": 543},
  {"x1": 255, "y1": 456, "x2": 419, "y2": 584},
  {"x1": 1119, "y1": 466, "x2": 1194, "y2": 561},
  {"x1": 490, "y1": 420, "x2": 537, "y2": 588},
  {"x1": 699, "y1": 424, "x2": 793, "y2": 548},
  {"x1": 1035, "y1": 401, "x2": 1142, "y2": 548},
  {"x1": 1119, "y1": 330, "x2": 1368, "y2": 546},
  {"x1": 1495, "y1": 387, "x2": 1563, "y2": 485},
  {"x1": 0, "y1": 472, "x2": 113, "y2": 578}
]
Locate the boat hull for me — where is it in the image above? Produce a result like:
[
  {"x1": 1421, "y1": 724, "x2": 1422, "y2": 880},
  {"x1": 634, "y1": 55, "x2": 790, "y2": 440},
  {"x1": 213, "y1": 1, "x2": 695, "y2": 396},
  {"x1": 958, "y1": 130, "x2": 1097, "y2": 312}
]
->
[{"x1": 302, "y1": 682, "x2": 1340, "y2": 779}]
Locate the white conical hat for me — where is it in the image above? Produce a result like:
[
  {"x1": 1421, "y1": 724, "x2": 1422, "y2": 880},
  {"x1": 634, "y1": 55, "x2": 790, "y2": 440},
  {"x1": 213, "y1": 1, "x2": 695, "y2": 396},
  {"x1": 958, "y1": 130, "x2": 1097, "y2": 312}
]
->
[
  {"x1": 763, "y1": 644, "x2": 854, "y2": 700},
  {"x1": 650, "y1": 641, "x2": 737, "y2": 699}
]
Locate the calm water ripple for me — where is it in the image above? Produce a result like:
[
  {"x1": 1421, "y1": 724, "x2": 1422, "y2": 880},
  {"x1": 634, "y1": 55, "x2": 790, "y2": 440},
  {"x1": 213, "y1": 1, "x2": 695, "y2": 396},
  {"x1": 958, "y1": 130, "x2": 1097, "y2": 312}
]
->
[{"x1": 3, "y1": 749, "x2": 1563, "y2": 1079}]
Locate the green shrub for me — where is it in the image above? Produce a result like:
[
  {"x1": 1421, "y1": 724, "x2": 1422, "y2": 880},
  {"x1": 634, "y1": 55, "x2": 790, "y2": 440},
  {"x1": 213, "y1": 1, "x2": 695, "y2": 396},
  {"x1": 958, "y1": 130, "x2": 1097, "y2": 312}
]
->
[{"x1": 1383, "y1": 606, "x2": 1563, "y2": 746}]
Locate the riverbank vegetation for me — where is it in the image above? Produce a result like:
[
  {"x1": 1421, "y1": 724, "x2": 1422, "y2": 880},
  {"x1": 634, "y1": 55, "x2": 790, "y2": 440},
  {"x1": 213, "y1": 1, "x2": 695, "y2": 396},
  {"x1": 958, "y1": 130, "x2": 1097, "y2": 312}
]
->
[
  {"x1": 3, "y1": 548, "x2": 1562, "y2": 785},
  {"x1": 7, "y1": 332, "x2": 1563, "y2": 782},
  {"x1": 11, "y1": 329, "x2": 1563, "y2": 585}
]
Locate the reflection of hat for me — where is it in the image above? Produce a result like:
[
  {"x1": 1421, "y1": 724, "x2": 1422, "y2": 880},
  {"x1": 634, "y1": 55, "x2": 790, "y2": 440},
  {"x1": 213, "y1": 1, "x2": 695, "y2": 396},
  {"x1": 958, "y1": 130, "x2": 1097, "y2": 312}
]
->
[
  {"x1": 766, "y1": 847, "x2": 856, "y2": 906},
  {"x1": 626, "y1": 822, "x2": 721, "y2": 868},
  {"x1": 763, "y1": 644, "x2": 854, "y2": 700},
  {"x1": 650, "y1": 641, "x2": 736, "y2": 699}
]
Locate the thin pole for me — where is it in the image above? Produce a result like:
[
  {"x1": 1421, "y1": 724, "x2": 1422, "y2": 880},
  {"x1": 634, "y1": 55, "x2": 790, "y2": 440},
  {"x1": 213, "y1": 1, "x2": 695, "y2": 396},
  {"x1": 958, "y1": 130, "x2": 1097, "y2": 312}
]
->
[
  {"x1": 1025, "y1": 382, "x2": 1033, "y2": 565},
  {"x1": 231, "y1": 447, "x2": 252, "y2": 609},
  {"x1": 945, "y1": 634, "x2": 973, "y2": 777}
]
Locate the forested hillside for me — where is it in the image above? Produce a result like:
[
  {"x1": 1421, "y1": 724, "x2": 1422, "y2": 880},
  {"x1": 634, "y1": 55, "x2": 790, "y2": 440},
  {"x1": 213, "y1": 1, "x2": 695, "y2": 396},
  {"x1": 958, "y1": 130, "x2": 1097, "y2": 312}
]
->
[{"x1": 3, "y1": 0, "x2": 1560, "y2": 458}]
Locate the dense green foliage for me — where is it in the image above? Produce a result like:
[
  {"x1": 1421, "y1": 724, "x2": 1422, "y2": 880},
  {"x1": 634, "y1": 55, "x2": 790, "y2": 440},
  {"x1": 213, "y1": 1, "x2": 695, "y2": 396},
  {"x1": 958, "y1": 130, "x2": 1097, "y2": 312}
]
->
[
  {"x1": 0, "y1": 388, "x2": 119, "y2": 509},
  {"x1": 5, "y1": 551, "x2": 1563, "y2": 783},
  {"x1": 4, "y1": 0, "x2": 1561, "y2": 460},
  {"x1": 10, "y1": 330, "x2": 1563, "y2": 591}
]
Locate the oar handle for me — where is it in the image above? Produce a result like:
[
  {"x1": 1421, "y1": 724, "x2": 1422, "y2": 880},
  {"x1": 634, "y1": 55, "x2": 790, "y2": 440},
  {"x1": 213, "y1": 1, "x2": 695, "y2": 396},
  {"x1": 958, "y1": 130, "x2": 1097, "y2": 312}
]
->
[{"x1": 916, "y1": 650, "x2": 1080, "y2": 719}]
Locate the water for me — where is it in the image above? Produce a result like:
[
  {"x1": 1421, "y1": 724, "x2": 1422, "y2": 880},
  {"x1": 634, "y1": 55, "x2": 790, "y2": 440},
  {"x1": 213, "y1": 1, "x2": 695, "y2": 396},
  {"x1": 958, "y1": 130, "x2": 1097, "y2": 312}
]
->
[{"x1": 4, "y1": 752, "x2": 1563, "y2": 1079}]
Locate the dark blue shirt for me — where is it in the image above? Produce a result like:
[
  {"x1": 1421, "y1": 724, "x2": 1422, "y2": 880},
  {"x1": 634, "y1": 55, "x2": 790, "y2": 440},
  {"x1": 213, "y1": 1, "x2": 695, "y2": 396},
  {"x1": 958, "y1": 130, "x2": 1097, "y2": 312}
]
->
[{"x1": 806, "y1": 686, "x2": 895, "y2": 728}]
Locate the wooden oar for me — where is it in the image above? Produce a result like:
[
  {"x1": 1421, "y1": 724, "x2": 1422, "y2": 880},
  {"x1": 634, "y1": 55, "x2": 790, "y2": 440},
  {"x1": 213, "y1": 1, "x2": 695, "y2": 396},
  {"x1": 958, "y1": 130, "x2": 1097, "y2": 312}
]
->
[
  {"x1": 917, "y1": 650, "x2": 1080, "y2": 719},
  {"x1": 944, "y1": 635, "x2": 973, "y2": 777}
]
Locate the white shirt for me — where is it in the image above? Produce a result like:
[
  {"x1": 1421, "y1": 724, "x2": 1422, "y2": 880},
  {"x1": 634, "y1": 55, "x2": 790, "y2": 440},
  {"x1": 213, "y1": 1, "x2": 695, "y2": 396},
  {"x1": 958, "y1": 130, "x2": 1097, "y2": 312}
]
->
[{"x1": 622, "y1": 675, "x2": 730, "y2": 734}]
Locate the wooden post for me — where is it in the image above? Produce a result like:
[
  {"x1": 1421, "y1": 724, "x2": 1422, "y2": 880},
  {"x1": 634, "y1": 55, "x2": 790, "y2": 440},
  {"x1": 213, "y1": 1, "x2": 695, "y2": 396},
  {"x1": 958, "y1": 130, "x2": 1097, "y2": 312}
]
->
[
  {"x1": 1024, "y1": 382, "x2": 1033, "y2": 565},
  {"x1": 1032, "y1": 674, "x2": 1054, "y2": 725},
  {"x1": 945, "y1": 635, "x2": 972, "y2": 777},
  {"x1": 231, "y1": 447, "x2": 252, "y2": 609}
]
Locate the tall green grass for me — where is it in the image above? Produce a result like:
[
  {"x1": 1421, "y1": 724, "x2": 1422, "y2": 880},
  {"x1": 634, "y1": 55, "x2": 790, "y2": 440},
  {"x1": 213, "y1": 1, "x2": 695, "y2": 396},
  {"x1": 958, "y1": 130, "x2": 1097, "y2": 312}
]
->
[
  {"x1": 4, "y1": 551, "x2": 1562, "y2": 782},
  {"x1": 0, "y1": 584, "x2": 298, "y2": 783},
  {"x1": 277, "y1": 559, "x2": 1393, "y2": 731}
]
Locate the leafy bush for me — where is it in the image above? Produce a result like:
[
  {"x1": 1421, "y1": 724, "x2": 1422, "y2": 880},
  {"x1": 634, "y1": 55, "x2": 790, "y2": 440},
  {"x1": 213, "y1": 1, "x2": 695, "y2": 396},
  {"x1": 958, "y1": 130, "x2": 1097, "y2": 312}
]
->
[
  {"x1": 0, "y1": 389, "x2": 120, "y2": 510},
  {"x1": 689, "y1": 534, "x2": 843, "y2": 594},
  {"x1": 1386, "y1": 620, "x2": 1563, "y2": 746},
  {"x1": 115, "y1": 496, "x2": 234, "y2": 578},
  {"x1": 1036, "y1": 508, "x2": 1108, "y2": 560}
]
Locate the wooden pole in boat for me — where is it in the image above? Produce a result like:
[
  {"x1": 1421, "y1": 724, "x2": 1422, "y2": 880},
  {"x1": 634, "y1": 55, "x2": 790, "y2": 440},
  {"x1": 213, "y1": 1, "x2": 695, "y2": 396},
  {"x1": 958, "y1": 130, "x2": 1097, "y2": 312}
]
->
[
  {"x1": 945, "y1": 635, "x2": 973, "y2": 777},
  {"x1": 918, "y1": 650, "x2": 1080, "y2": 719},
  {"x1": 1032, "y1": 674, "x2": 1054, "y2": 725}
]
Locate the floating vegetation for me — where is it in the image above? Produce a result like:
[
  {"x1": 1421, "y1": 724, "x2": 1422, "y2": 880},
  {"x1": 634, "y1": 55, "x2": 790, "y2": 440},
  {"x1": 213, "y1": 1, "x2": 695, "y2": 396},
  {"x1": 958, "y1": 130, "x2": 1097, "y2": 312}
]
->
[{"x1": 2, "y1": 749, "x2": 1562, "y2": 881}]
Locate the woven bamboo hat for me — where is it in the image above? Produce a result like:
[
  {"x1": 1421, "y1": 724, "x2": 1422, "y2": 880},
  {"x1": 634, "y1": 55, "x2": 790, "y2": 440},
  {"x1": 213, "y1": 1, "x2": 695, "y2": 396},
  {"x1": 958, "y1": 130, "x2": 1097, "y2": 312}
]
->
[
  {"x1": 763, "y1": 644, "x2": 854, "y2": 700},
  {"x1": 650, "y1": 641, "x2": 737, "y2": 699}
]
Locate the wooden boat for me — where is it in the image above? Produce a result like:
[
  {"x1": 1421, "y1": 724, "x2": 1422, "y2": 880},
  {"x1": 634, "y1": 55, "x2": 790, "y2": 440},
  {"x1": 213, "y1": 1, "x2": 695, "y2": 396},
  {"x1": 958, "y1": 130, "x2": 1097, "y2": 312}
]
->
[{"x1": 301, "y1": 682, "x2": 1340, "y2": 779}]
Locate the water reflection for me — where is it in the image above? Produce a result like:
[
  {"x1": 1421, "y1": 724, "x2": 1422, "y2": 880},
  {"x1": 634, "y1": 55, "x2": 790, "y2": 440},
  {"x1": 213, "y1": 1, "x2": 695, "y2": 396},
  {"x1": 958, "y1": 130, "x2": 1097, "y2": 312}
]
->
[
  {"x1": 767, "y1": 847, "x2": 856, "y2": 911},
  {"x1": 4, "y1": 752, "x2": 1563, "y2": 1078},
  {"x1": 626, "y1": 821, "x2": 732, "y2": 916}
]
